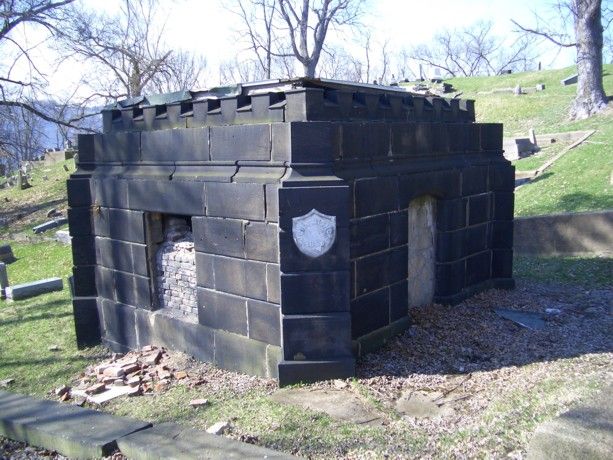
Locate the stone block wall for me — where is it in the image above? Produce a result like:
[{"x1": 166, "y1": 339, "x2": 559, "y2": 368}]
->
[{"x1": 69, "y1": 79, "x2": 514, "y2": 385}]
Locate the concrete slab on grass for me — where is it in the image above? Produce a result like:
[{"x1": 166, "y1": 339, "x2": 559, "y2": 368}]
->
[
  {"x1": 527, "y1": 385, "x2": 613, "y2": 460},
  {"x1": 5, "y1": 277, "x2": 63, "y2": 300},
  {"x1": 117, "y1": 422, "x2": 298, "y2": 460},
  {"x1": 0, "y1": 390, "x2": 151, "y2": 458}
]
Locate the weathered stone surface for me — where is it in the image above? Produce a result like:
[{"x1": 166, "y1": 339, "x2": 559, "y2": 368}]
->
[
  {"x1": 6, "y1": 278, "x2": 63, "y2": 300},
  {"x1": 271, "y1": 388, "x2": 383, "y2": 425},
  {"x1": 117, "y1": 422, "x2": 296, "y2": 459},
  {"x1": 0, "y1": 390, "x2": 151, "y2": 459},
  {"x1": 527, "y1": 385, "x2": 613, "y2": 460},
  {"x1": 408, "y1": 196, "x2": 436, "y2": 307}
]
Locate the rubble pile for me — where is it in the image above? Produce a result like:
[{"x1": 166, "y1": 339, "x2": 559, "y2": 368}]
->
[{"x1": 54, "y1": 345, "x2": 203, "y2": 405}]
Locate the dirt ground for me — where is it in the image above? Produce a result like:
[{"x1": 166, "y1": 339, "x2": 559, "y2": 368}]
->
[{"x1": 3, "y1": 279, "x2": 611, "y2": 459}]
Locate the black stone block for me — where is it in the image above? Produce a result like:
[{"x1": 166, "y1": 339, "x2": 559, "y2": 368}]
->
[
  {"x1": 131, "y1": 243, "x2": 149, "y2": 277},
  {"x1": 280, "y1": 271, "x2": 349, "y2": 314},
  {"x1": 350, "y1": 214, "x2": 389, "y2": 258},
  {"x1": 432, "y1": 123, "x2": 450, "y2": 154},
  {"x1": 277, "y1": 359, "x2": 356, "y2": 386},
  {"x1": 462, "y1": 166, "x2": 488, "y2": 196},
  {"x1": 114, "y1": 271, "x2": 137, "y2": 307},
  {"x1": 210, "y1": 124, "x2": 270, "y2": 161},
  {"x1": 391, "y1": 123, "x2": 416, "y2": 155},
  {"x1": 278, "y1": 185, "x2": 350, "y2": 232},
  {"x1": 266, "y1": 263, "x2": 280, "y2": 304},
  {"x1": 108, "y1": 209, "x2": 145, "y2": 243},
  {"x1": 350, "y1": 288, "x2": 390, "y2": 338},
  {"x1": 465, "y1": 223, "x2": 488, "y2": 255},
  {"x1": 493, "y1": 192, "x2": 514, "y2": 221},
  {"x1": 354, "y1": 177, "x2": 399, "y2": 218},
  {"x1": 282, "y1": 313, "x2": 352, "y2": 360},
  {"x1": 93, "y1": 178, "x2": 129, "y2": 209},
  {"x1": 437, "y1": 198, "x2": 467, "y2": 232},
  {"x1": 435, "y1": 260, "x2": 465, "y2": 297},
  {"x1": 195, "y1": 252, "x2": 214, "y2": 288},
  {"x1": 71, "y1": 236, "x2": 96, "y2": 266},
  {"x1": 96, "y1": 266, "x2": 115, "y2": 300},
  {"x1": 466, "y1": 251, "x2": 491, "y2": 286},
  {"x1": 72, "y1": 265, "x2": 97, "y2": 297},
  {"x1": 390, "y1": 280, "x2": 408, "y2": 322},
  {"x1": 491, "y1": 220, "x2": 514, "y2": 249},
  {"x1": 448, "y1": 123, "x2": 468, "y2": 153},
  {"x1": 436, "y1": 229, "x2": 465, "y2": 262},
  {"x1": 77, "y1": 134, "x2": 95, "y2": 163},
  {"x1": 355, "y1": 247, "x2": 407, "y2": 296},
  {"x1": 68, "y1": 207, "x2": 92, "y2": 236},
  {"x1": 100, "y1": 299, "x2": 138, "y2": 349},
  {"x1": 197, "y1": 287, "x2": 248, "y2": 336},
  {"x1": 468, "y1": 193, "x2": 490, "y2": 225},
  {"x1": 133, "y1": 274, "x2": 152, "y2": 309},
  {"x1": 466, "y1": 123, "x2": 481, "y2": 152},
  {"x1": 72, "y1": 296, "x2": 101, "y2": 348},
  {"x1": 389, "y1": 210, "x2": 408, "y2": 246},
  {"x1": 480, "y1": 123, "x2": 503, "y2": 151},
  {"x1": 96, "y1": 237, "x2": 132, "y2": 272},
  {"x1": 398, "y1": 169, "x2": 461, "y2": 205},
  {"x1": 265, "y1": 184, "x2": 279, "y2": 222},
  {"x1": 489, "y1": 164, "x2": 515, "y2": 192},
  {"x1": 213, "y1": 329, "x2": 271, "y2": 377},
  {"x1": 94, "y1": 131, "x2": 141, "y2": 162},
  {"x1": 245, "y1": 222, "x2": 279, "y2": 263},
  {"x1": 136, "y1": 310, "x2": 215, "y2": 363},
  {"x1": 492, "y1": 249, "x2": 513, "y2": 279},
  {"x1": 278, "y1": 226, "x2": 350, "y2": 273},
  {"x1": 281, "y1": 122, "x2": 340, "y2": 163},
  {"x1": 212, "y1": 256, "x2": 267, "y2": 301},
  {"x1": 247, "y1": 299, "x2": 281, "y2": 345},
  {"x1": 206, "y1": 182, "x2": 266, "y2": 221},
  {"x1": 192, "y1": 217, "x2": 246, "y2": 258},
  {"x1": 129, "y1": 180, "x2": 205, "y2": 216},
  {"x1": 67, "y1": 178, "x2": 92, "y2": 207},
  {"x1": 141, "y1": 127, "x2": 208, "y2": 162},
  {"x1": 415, "y1": 123, "x2": 433, "y2": 154}
]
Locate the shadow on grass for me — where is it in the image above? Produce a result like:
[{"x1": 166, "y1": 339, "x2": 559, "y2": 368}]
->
[
  {"x1": 556, "y1": 192, "x2": 613, "y2": 213},
  {"x1": 0, "y1": 198, "x2": 66, "y2": 221},
  {"x1": 0, "y1": 298, "x2": 71, "y2": 326}
]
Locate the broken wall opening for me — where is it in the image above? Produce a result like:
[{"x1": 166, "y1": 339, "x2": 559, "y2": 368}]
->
[{"x1": 147, "y1": 213, "x2": 197, "y2": 322}]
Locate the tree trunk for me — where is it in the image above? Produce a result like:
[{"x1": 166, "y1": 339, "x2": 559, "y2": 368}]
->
[
  {"x1": 304, "y1": 60, "x2": 316, "y2": 78},
  {"x1": 571, "y1": 0, "x2": 608, "y2": 119}
]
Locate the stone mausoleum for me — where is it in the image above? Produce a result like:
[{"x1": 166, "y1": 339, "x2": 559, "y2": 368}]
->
[{"x1": 68, "y1": 79, "x2": 514, "y2": 385}]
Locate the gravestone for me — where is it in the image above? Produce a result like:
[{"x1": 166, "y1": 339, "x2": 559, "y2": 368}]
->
[
  {"x1": 0, "y1": 245, "x2": 16, "y2": 264},
  {"x1": 0, "y1": 262, "x2": 9, "y2": 299},
  {"x1": 561, "y1": 74, "x2": 578, "y2": 86}
]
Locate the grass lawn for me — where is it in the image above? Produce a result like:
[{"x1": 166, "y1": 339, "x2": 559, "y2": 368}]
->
[{"x1": 447, "y1": 64, "x2": 613, "y2": 216}]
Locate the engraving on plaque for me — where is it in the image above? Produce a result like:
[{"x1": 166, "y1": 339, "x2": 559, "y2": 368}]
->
[{"x1": 292, "y1": 209, "x2": 337, "y2": 258}]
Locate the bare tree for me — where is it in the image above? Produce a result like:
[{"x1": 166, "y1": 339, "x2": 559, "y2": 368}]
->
[
  {"x1": 410, "y1": 21, "x2": 534, "y2": 78},
  {"x1": 58, "y1": 0, "x2": 206, "y2": 101},
  {"x1": 513, "y1": 0, "x2": 609, "y2": 119},
  {"x1": 0, "y1": 0, "x2": 91, "y2": 170}
]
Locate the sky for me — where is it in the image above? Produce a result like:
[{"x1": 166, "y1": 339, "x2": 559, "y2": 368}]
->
[{"x1": 13, "y1": 0, "x2": 580, "y2": 99}]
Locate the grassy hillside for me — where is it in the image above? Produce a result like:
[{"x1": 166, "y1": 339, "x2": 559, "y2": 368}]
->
[
  {"x1": 0, "y1": 159, "x2": 73, "y2": 238},
  {"x1": 447, "y1": 65, "x2": 613, "y2": 216}
]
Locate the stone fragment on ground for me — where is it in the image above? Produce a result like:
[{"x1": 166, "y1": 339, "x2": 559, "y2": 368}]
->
[
  {"x1": 395, "y1": 390, "x2": 455, "y2": 419},
  {"x1": 0, "y1": 244, "x2": 16, "y2": 264},
  {"x1": 118, "y1": 422, "x2": 296, "y2": 459},
  {"x1": 189, "y1": 398, "x2": 209, "y2": 408},
  {"x1": 206, "y1": 421, "x2": 231, "y2": 435},
  {"x1": 5, "y1": 277, "x2": 63, "y2": 300},
  {"x1": 271, "y1": 388, "x2": 384, "y2": 425},
  {"x1": 32, "y1": 218, "x2": 68, "y2": 234},
  {"x1": 495, "y1": 308, "x2": 546, "y2": 330}
]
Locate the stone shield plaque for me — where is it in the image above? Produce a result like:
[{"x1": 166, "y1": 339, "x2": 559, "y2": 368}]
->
[{"x1": 292, "y1": 209, "x2": 337, "y2": 258}]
